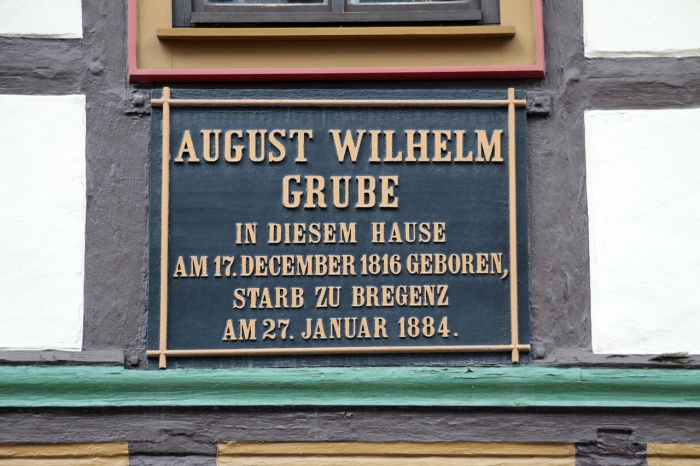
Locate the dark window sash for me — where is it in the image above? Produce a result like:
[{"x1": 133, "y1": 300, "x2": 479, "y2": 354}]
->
[{"x1": 173, "y1": 0, "x2": 500, "y2": 27}]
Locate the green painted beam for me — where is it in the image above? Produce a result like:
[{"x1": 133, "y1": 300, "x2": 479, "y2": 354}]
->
[{"x1": 1, "y1": 365, "x2": 699, "y2": 408}]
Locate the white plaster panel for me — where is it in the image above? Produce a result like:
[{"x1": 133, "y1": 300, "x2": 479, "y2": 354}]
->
[
  {"x1": 0, "y1": 0, "x2": 83, "y2": 39},
  {"x1": 586, "y1": 108, "x2": 700, "y2": 354},
  {"x1": 0, "y1": 95, "x2": 86, "y2": 350},
  {"x1": 584, "y1": 0, "x2": 700, "y2": 58}
]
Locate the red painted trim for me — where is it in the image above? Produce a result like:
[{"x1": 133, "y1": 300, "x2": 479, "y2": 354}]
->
[
  {"x1": 533, "y1": 0, "x2": 546, "y2": 74},
  {"x1": 129, "y1": 65, "x2": 544, "y2": 83},
  {"x1": 128, "y1": 0, "x2": 138, "y2": 80},
  {"x1": 128, "y1": 0, "x2": 545, "y2": 82}
]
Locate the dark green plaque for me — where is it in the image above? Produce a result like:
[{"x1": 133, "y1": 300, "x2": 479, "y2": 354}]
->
[{"x1": 148, "y1": 88, "x2": 529, "y2": 369}]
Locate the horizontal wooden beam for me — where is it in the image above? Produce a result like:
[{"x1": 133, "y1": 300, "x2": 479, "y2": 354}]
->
[
  {"x1": 1, "y1": 366, "x2": 700, "y2": 408},
  {"x1": 156, "y1": 25, "x2": 515, "y2": 41}
]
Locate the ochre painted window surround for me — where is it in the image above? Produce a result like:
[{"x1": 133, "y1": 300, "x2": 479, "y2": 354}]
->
[
  {"x1": 128, "y1": 0, "x2": 544, "y2": 82},
  {"x1": 216, "y1": 442, "x2": 575, "y2": 466}
]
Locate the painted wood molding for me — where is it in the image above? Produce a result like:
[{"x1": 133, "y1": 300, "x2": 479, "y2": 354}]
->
[
  {"x1": 0, "y1": 443, "x2": 128, "y2": 466},
  {"x1": 1, "y1": 366, "x2": 700, "y2": 408},
  {"x1": 156, "y1": 25, "x2": 516, "y2": 41},
  {"x1": 217, "y1": 442, "x2": 575, "y2": 466}
]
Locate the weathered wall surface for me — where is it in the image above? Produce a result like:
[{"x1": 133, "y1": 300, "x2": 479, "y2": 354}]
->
[
  {"x1": 0, "y1": 95, "x2": 86, "y2": 351},
  {"x1": 0, "y1": 0, "x2": 699, "y2": 463},
  {"x1": 586, "y1": 108, "x2": 700, "y2": 355},
  {"x1": 0, "y1": 0, "x2": 83, "y2": 39},
  {"x1": 584, "y1": 0, "x2": 700, "y2": 58}
]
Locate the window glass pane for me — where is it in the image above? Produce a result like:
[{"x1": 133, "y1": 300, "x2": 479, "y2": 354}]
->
[
  {"x1": 349, "y1": 0, "x2": 468, "y2": 3},
  {"x1": 208, "y1": 0, "x2": 325, "y2": 4}
]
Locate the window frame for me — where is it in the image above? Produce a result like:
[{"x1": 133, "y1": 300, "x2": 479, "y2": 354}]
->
[{"x1": 129, "y1": 0, "x2": 546, "y2": 83}]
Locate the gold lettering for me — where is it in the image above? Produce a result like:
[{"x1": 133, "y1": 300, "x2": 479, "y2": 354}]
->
[
  {"x1": 344, "y1": 317, "x2": 357, "y2": 339},
  {"x1": 268, "y1": 129, "x2": 286, "y2": 162},
  {"x1": 453, "y1": 130, "x2": 472, "y2": 162},
  {"x1": 437, "y1": 285, "x2": 449, "y2": 306},
  {"x1": 301, "y1": 319, "x2": 312, "y2": 340},
  {"x1": 309, "y1": 223, "x2": 321, "y2": 244},
  {"x1": 324, "y1": 223, "x2": 336, "y2": 243},
  {"x1": 329, "y1": 255, "x2": 341, "y2": 276},
  {"x1": 339, "y1": 223, "x2": 356, "y2": 244},
  {"x1": 383, "y1": 130, "x2": 402, "y2": 162},
  {"x1": 289, "y1": 130, "x2": 313, "y2": 163},
  {"x1": 329, "y1": 318, "x2": 342, "y2": 339},
  {"x1": 282, "y1": 175, "x2": 303, "y2": 208},
  {"x1": 173, "y1": 256, "x2": 187, "y2": 277},
  {"x1": 491, "y1": 253, "x2": 503, "y2": 274},
  {"x1": 233, "y1": 289, "x2": 245, "y2": 309},
  {"x1": 174, "y1": 130, "x2": 199, "y2": 163},
  {"x1": 419, "y1": 223, "x2": 431, "y2": 243},
  {"x1": 293, "y1": 223, "x2": 305, "y2": 244},
  {"x1": 366, "y1": 286, "x2": 379, "y2": 307},
  {"x1": 239, "y1": 319, "x2": 256, "y2": 340},
  {"x1": 241, "y1": 256, "x2": 253, "y2": 277},
  {"x1": 369, "y1": 130, "x2": 382, "y2": 163},
  {"x1": 190, "y1": 256, "x2": 208, "y2": 277},
  {"x1": 388, "y1": 223, "x2": 402, "y2": 244},
  {"x1": 330, "y1": 130, "x2": 365, "y2": 162},
  {"x1": 291, "y1": 287, "x2": 304, "y2": 308},
  {"x1": 222, "y1": 319, "x2": 236, "y2": 341},
  {"x1": 356, "y1": 176, "x2": 376, "y2": 208},
  {"x1": 476, "y1": 253, "x2": 489, "y2": 274},
  {"x1": 405, "y1": 130, "x2": 429, "y2": 162},
  {"x1": 432, "y1": 130, "x2": 452, "y2": 162},
  {"x1": 358, "y1": 318, "x2": 371, "y2": 339},
  {"x1": 462, "y1": 254, "x2": 474, "y2": 274},
  {"x1": 381, "y1": 286, "x2": 394, "y2": 306},
  {"x1": 372, "y1": 222, "x2": 385, "y2": 243},
  {"x1": 343, "y1": 255, "x2": 356, "y2": 276},
  {"x1": 296, "y1": 255, "x2": 312, "y2": 276},
  {"x1": 475, "y1": 129, "x2": 504, "y2": 162},
  {"x1": 313, "y1": 319, "x2": 327, "y2": 340},
  {"x1": 315, "y1": 254, "x2": 327, "y2": 276},
  {"x1": 374, "y1": 317, "x2": 388, "y2": 338},
  {"x1": 434, "y1": 222, "x2": 446, "y2": 243},
  {"x1": 224, "y1": 130, "x2": 244, "y2": 162},
  {"x1": 201, "y1": 130, "x2": 221, "y2": 162},
  {"x1": 259, "y1": 288, "x2": 273, "y2": 309},
  {"x1": 268, "y1": 223, "x2": 281, "y2": 244},
  {"x1": 352, "y1": 286, "x2": 364, "y2": 307},
  {"x1": 247, "y1": 130, "x2": 266, "y2": 162},
  {"x1": 254, "y1": 256, "x2": 268, "y2": 277},
  {"x1": 275, "y1": 287, "x2": 288, "y2": 308},
  {"x1": 379, "y1": 175, "x2": 399, "y2": 208},
  {"x1": 305, "y1": 176, "x2": 327, "y2": 209},
  {"x1": 331, "y1": 176, "x2": 351, "y2": 209}
]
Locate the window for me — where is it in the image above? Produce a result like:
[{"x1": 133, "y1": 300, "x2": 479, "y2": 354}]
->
[
  {"x1": 130, "y1": 0, "x2": 544, "y2": 82},
  {"x1": 173, "y1": 0, "x2": 500, "y2": 26}
]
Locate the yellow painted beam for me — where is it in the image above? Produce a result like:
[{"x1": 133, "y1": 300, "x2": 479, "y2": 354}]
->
[
  {"x1": 648, "y1": 444, "x2": 700, "y2": 466},
  {"x1": 218, "y1": 442, "x2": 575, "y2": 466},
  {"x1": 0, "y1": 443, "x2": 128, "y2": 466}
]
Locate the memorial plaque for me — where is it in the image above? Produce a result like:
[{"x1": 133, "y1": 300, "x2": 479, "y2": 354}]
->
[{"x1": 147, "y1": 89, "x2": 529, "y2": 369}]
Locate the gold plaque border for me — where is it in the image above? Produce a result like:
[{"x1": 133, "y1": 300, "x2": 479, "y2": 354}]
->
[{"x1": 149, "y1": 88, "x2": 529, "y2": 369}]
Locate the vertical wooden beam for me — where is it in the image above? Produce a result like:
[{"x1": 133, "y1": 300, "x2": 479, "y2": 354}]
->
[
  {"x1": 507, "y1": 87, "x2": 519, "y2": 365},
  {"x1": 159, "y1": 87, "x2": 172, "y2": 370}
]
